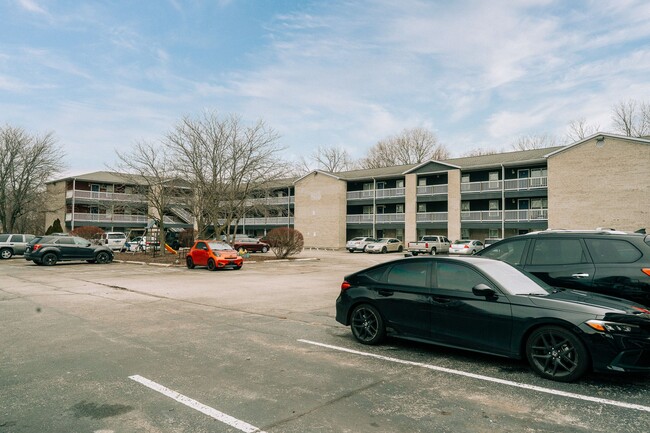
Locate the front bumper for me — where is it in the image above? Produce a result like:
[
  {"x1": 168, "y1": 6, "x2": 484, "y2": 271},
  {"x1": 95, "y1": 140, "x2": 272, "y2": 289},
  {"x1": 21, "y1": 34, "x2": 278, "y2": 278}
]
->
[{"x1": 581, "y1": 326, "x2": 650, "y2": 373}]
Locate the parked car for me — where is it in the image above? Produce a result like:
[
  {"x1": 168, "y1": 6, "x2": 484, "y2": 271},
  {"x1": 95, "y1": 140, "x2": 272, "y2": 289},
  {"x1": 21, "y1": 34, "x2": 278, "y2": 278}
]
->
[
  {"x1": 24, "y1": 235, "x2": 114, "y2": 266},
  {"x1": 100, "y1": 232, "x2": 127, "y2": 251},
  {"x1": 346, "y1": 237, "x2": 378, "y2": 253},
  {"x1": 407, "y1": 235, "x2": 451, "y2": 255},
  {"x1": 449, "y1": 239, "x2": 484, "y2": 255},
  {"x1": 186, "y1": 240, "x2": 243, "y2": 271},
  {"x1": 477, "y1": 229, "x2": 650, "y2": 307},
  {"x1": 365, "y1": 238, "x2": 403, "y2": 254},
  {"x1": 232, "y1": 237, "x2": 270, "y2": 253},
  {"x1": 0, "y1": 233, "x2": 36, "y2": 259},
  {"x1": 335, "y1": 255, "x2": 650, "y2": 382}
]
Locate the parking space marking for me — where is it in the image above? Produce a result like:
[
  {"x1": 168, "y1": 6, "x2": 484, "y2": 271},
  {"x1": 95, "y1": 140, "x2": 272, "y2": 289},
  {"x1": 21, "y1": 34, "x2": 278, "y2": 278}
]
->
[
  {"x1": 298, "y1": 339, "x2": 650, "y2": 413},
  {"x1": 129, "y1": 375, "x2": 267, "y2": 433}
]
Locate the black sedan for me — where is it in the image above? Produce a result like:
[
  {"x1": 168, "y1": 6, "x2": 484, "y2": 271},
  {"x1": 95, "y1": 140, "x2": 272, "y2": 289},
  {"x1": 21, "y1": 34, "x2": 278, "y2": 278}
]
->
[
  {"x1": 335, "y1": 256, "x2": 650, "y2": 382},
  {"x1": 24, "y1": 235, "x2": 114, "y2": 266}
]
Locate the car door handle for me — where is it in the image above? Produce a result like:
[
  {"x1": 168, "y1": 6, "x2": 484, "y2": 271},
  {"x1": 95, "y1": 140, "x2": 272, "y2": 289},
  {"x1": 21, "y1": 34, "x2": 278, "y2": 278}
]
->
[
  {"x1": 571, "y1": 273, "x2": 590, "y2": 279},
  {"x1": 431, "y1": 296, "x2": 451, "y2": 304},
  {"x1": 378, "y1": 290, "x2": 394, "y2": 297}
]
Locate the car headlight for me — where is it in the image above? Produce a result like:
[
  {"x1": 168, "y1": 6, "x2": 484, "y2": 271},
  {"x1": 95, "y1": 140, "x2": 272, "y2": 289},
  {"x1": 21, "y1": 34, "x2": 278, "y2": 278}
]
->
[{"x1": 586, "y1": 320, "x2": 639, "y2": 333}]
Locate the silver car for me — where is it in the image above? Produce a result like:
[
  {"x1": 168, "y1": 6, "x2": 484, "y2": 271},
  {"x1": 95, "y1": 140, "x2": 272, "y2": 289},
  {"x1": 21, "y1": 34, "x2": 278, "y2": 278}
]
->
[
  {"x1": 0, "y1": 233, "x2": 36, "y2": 259},
  {"x1": 346, "y1": 237, "x2": 378, "y2": 253},
  {"x1": 365, "y1": 238, "x2": 404, "y2": 254},
  {"x1": 449, "y1": 239, "x2": 485, "y2": 255}
]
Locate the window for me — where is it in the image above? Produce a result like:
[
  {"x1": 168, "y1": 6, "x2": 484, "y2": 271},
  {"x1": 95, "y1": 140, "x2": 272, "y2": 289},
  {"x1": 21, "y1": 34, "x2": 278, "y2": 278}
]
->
[
  {"x1": 531, "y1": 168, "x2": 548, "y2": 178},
  {"x1": 435, "y1": 262, "x2": 490, "y2": 293},
  {"x1": 196, "y1": 241, "x2": 207, "y2": 250},
  {"x1": 489, "y1": 229, "x2": 500, "y2": 238},
  {"x1": 363, "y1": 206, "x2": 373, "y2": 214},
  {"x1": 396, "y1": 180, "x2": 404, "y2": 188},
  {"x1": 9, "y1": 234, "x2": 23, "y2": 242},
  {"x1": 417, "y1": 203, "x2": 426, "y2": 213},
  {"x1": 363, "y1": 265, "x2": 388, "y2": 282},
  {"x1": 461, "y1": 174, "x2": 470, "y2": 183},
  {"x1": 74, "y1": 237, "x2": 89, "y2": 246},
  {"x1": 531, "y1": 198, "x2": 548, "y2": 209},
  {"x1": 0, "y1": 234, "x2": 9, "y2": 242},
  {"x1": 55, "y1": 237, "x2": 75, "y2": 245},
  {"x1": 376, "y1": 205, "x2": 385, "y2": 214},
  {"x1": 489, "y1": 200, "x2": 499, "y2": 217},
  {"x1": 418, "y1": 178, "x2": 427, "y2": 186},
  {"x1": 363, "y1": 183, "x2": 373, "y2": 191},
  {"x1": 461, "y1": 228, "x2": 470, "y2": 239},
  {"x1": 530, "y1": 239, "x2": 587, "y2": 265},
  {"x1": 584, "y1": 239, "x2": 642, "y2": 263},
  {"x1": 376, "y1": 182, "x2": 386, "y2": 189},
  {"x1": 396, "y1": 204, "x2": 404, "y2": 213},
  {"x1": 461, "y1": 201, "x2": 470, "y2": 211},
  {"x1": 386, "y1": 261, "x2": 429, "y2": 288}
]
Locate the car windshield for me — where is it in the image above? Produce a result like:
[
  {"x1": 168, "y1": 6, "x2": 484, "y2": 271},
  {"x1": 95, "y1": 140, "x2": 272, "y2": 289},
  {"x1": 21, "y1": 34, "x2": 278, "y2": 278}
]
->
[
  {"x1": 208, "y1": 242, "x2": 233, "y2": 251},
  {"x1": 377, "y1": 238, "x2": 390, "y2": 243},
  {"x1": 453, "y1": 240, "x2": 470, "y2": 245},
  {"x1": 350, "y1": 237, "x2": 364, "y2": 241},
  {"x1": 471, "y1": 259, "x2": 552, "y2": 296}
]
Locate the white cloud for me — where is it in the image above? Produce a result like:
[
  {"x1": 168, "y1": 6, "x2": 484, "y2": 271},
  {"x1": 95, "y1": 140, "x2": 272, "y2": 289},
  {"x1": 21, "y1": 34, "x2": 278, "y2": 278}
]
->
[{"x1": 18, "y1": 0, "x2": 47, "y2": 14}]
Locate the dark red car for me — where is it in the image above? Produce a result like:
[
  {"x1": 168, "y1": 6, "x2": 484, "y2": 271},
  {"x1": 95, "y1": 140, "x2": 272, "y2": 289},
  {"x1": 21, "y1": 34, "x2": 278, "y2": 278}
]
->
[{"x1": 232, "y1": 237, "x2": 270, "y2": 253}]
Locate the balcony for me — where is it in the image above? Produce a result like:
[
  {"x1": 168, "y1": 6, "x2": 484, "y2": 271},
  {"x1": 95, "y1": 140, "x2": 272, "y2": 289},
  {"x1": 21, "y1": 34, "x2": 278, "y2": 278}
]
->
[
  {"x1": 66, "y1": 189, "x2": 146, "y2": 203},
  {"x1": 346, "y1": 213, "x2": 405, "y2": 224},
  {"x1": 347, "y1": 187, "x2": 405, "y2": 200},
  {"x1": 246, "y1": 196, "x2": 295, "y2": 206},
  {"x1": 416, "y1": 212, "x2": 448, "y2": 222},
  {"x1": 461, "y1": 209, "x2": 548, "y2": 222},
  {"x1": 416, "y1": 184, "x2": 448, "y2": 195},
  {"x1": 66, "y1": 213, "x2": 148, "y2": 224},
  {"x1": 461, "y1": 176, "x2": 548, "y2": 193},
  {"x1": 240, "y1": 217, "x2": 294, "y2": 226}
]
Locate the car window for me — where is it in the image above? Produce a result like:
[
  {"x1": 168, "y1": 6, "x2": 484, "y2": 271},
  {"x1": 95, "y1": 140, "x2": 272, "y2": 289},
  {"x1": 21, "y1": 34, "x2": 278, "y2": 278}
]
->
[
  {"x1": 584, "y1": 239, "x2": 642, "y2": 263},
  {"x1": 385, "y1": 261, "x2": 429, "y2": 288},
  {"x1": 25, "y1": 235, "x2": 35, "y2": 242},
  {"x1": 530, "y1": 239, "x2": 587, "y2": 265},
  {"x1": 74, "y1": 237, "x2": 89, "y2": 246},
  {"x1": 196, "y1": 241, "x2": 207, "y2": 250},
  {"x1": 108, "y1": 233, "x2": 125, "y2": 239},
  {"x1": 56, "y1": 237, "x2": 75, "y2": 245},
  {"x1": 0, "y1": 234, "x2": 9, "y2": 242},
  {"x1": 435, "y1": 261, "x2": 491, "y2": 293},
  {"x1": 361, "y1": 265, "x2": 388, "y2": 282},
  {"x1": 9, "y1": 234, "x2": 23, "y2": 242},
  {"x1": 480, "y1": 239, "x2": 527, "y2": 266}
]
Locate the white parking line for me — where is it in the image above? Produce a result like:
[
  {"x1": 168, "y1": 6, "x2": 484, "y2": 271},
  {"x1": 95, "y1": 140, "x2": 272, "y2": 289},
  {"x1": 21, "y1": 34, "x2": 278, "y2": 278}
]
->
[
  {"x1": 129, "y1": 375, "x2": 267, "y2": 433},
  {"x1": 298, "y1": 339, "x2": 650, "y2": 413}
]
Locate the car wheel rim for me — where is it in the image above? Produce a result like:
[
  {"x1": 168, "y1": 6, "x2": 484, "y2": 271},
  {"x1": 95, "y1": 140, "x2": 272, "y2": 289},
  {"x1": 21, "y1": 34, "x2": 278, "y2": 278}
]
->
[
  {"x1": 43, "y1": 255, "x2": 56, "y2": 265},
  {"x1": 97, "y1": 253, "x2": 108, "y2": 264},
  {"x1": 351, "y1": 307, "x2": 380, "y2": 342},
  {"x1": 529, "y1": 331, "x2": 579, "y2": 379},
  {"x1": 1, "y1": 249, "x2": 11, "y2": 259}
]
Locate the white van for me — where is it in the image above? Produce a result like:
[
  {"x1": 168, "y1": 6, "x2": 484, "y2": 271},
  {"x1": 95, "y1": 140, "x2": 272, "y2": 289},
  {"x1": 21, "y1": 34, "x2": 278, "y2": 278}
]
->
[{"x1": 101, "y1": 232, "x2": 127, "y2": 251}]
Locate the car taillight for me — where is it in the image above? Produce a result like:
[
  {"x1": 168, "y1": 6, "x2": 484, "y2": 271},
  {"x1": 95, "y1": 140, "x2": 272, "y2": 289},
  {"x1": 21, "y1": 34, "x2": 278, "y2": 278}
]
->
[
  {"x1": 464, "y1": 244, "x2": 469, "y2": 248},
  {"x1": 424, "y1": 243, "x2": 429, "y2": 248},
  {"x1": 32, "y1": 244, "x2": 42, "y2": 251},
  {"x1": 341, "y1": 281, "x2": 352, "y2": 290},
  {"x1": 642, "y1": 268, "x2": 650, "y2": 277}
]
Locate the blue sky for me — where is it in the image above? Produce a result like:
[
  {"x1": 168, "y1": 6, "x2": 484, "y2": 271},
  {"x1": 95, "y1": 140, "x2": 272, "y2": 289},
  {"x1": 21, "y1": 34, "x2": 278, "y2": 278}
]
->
[{"x1": 2, "y1": 0, "x2": 650, "y2": 175}]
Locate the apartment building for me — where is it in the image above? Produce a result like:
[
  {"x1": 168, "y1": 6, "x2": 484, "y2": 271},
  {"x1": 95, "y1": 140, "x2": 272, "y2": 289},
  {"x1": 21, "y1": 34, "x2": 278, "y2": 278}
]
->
[
  {"x1": 44, "y1": 133, "x2": 649, "y2": 247},
  {"x1": 294, "y1": 133, "x2": 650, "y2": 248}
]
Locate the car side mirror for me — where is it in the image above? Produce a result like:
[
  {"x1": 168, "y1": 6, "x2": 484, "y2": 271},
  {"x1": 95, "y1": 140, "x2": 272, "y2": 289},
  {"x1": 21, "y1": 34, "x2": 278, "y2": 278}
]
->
[{"x1": 472, "y1": 283, "x2": 498, "y2": 299}]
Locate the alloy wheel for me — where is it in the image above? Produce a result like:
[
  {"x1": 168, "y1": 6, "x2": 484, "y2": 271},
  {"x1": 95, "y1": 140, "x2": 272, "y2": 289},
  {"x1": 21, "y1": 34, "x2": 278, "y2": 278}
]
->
[
  {"x1": 350, "y1": 304, "x2": 385, "y2": 345},
  {"x1": 526, "y1": 326, "x2": 589, "y2": 382}
]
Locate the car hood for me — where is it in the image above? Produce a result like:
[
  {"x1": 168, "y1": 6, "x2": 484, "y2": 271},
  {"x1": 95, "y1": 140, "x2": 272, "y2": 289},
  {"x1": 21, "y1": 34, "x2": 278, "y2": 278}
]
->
[{"x1": 527, "y1": 288, "x2": 649, "y2": 316}]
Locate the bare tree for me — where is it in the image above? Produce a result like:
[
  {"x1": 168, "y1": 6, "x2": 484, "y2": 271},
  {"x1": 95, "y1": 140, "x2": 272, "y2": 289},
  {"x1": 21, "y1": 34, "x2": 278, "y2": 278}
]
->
[
  {"x1": 114, "y1": 141, "x2": 186, "y2": 253},
  {"x1": 0, "y1": 125, "x2": 65, "y2": 233},
  {"x1": 312, "y1": 145, "x2": 356, "y2": 172},
  {"x1": 566, "y1": 118, "x2": 600, "y2": 142},
  {"x1": 611, "y1": 99, "x2": 650, "y2": 137},
  {"x1": 165, "y1": 112, "x2": 287, "y2": 241},
  {"x1": 461, "y1": 147, "x2": 501, "y2": 157},
  {"x1": 511, "y1": 133, "x2": 558, "y2": 151},
  {"x1": 361, "y1": 127, "x2": 449, "y2": 169}
]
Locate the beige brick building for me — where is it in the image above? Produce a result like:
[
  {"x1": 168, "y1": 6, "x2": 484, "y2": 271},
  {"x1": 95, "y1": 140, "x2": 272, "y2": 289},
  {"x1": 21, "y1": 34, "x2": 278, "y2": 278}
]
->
[{"x1": 44, "y1": 133, "x2": 649, "y2": 247}]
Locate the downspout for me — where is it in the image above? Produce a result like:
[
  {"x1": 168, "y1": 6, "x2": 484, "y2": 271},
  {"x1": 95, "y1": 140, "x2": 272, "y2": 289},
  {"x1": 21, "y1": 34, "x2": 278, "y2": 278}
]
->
[
  {"x1": 501, "y1": 164, "x2": 505, "y2": 238},
  {"x1": 71, "y1": 178, "x2": 76, "y2": 231},
  {"x1": 372, "y1": 177, "x2": 377, "y2": 238},
  {"x1": 287, "y1": 186, "x2": 291, "y2": 228}
]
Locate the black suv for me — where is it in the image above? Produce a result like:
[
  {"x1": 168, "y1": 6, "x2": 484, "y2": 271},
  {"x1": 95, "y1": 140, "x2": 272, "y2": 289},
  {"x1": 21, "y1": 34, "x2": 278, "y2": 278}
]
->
[
  {"x1": 477, "y1": 230, "x2": 650, "y2": 307},
  {"x1": 24, "y1": 235, "x2": 114, "y2": 266}
]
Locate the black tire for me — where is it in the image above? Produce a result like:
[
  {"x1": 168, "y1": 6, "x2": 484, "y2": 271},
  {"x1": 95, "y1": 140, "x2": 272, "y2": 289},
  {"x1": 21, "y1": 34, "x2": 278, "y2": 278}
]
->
[
  {"x1": 42, "y1": 253, "x2": 58, "y2": 266},
  {"x1": 363, "y1": 246, "x2": 368, "y2": 253},
  {"x1": 525, "y1": 326, "x2": 590, "y2": 382},
  {"x1": 207, "y1": 258, "x2": 217, "y2": 271},
  {"x1": 96, "y1": 251, "x2": 111, "y2": 264},
  {"x1": 186, "y1": 256, "x2": 195, "y2": 269},
  {"x1": 234, "y1": 264, "x2": 242, "y2": 270},
  {"x1": 411, "y1": 251, "x2": 419, "y2": 256},
  {"x1": 382, "y1": 247, "x2": 387, "y2": 254},
  {"x1": 86, "y1": 260, "x2": 96, "y2": 264},
  {"x1": 350, "y1": 304, "x2": 385, "y2": 345},
  {"x1": 348, "y1": 249, "x2": 354, "y2": 253},
  {"x1": 0, "y1": 248, "x2": 13, "y2": 259},
  {"x1": 261, "y1": 246, "x2": 268, "y2": 253},
  {"x1": 397, "y1": 245, "x2": 403, "y2": 252},
  {"x1": 429, "y1": 247, "x2": 437, "y2": 255}
]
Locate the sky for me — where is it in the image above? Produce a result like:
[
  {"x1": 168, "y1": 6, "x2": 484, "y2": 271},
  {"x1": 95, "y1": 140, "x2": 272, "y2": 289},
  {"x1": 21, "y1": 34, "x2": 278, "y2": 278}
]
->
[{"x1": 2, "y1": 0, "x2": 650, "y2": 176}]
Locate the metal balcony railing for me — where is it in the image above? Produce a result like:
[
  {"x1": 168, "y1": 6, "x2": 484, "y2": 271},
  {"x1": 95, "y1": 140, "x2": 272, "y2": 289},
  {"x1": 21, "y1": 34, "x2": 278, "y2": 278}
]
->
[
  {"x1": 347, "y1": 187, "x2": 405, "y2": 200},
  {"x1": 416, "y1": 184, "x2": 448, "y2": 195},
  {"x1": 416, "y1": 212, "x2": 448, "y2": 222},
  {"x1": 503, "y1": 176, "x2": 548, "y2": 190},
  {"x1": 65, "y1": 213, "x2": 148, "y2": 223},
  {"x1": 66, "y1": 189, "x2": 146, "y2": 202},
  {"x1": 461, "y1": 209, "x2": 548, "y2": 222},
  {"x1": 346, "y1": 213, "x2": 405, "y2": 223}
]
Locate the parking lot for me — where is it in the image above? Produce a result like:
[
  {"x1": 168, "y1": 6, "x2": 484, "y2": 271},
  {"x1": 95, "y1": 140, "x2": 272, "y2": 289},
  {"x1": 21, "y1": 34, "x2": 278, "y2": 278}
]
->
[{"x1": 1, "y1": 250, "x2": 649, "y2": 432}]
